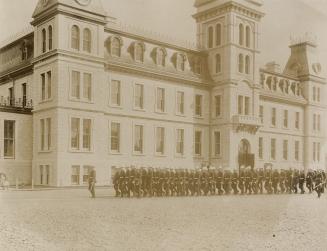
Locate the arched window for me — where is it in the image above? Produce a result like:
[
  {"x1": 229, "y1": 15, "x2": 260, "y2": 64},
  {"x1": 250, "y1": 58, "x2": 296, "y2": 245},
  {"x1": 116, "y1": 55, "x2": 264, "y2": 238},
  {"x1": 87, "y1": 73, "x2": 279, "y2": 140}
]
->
[
  {"x1": 42, "y1": 29, "x2": 46, "y2": 53},
  {"x1": 176, "y1": 54, "x2": 185, "y2": 71},
  {"x1": 83, "y1": 28, "x2": 91, "y2": 53},
  {"x1": 216, "y1": 23, "x2": 222, "y2": 46},
  {"x1": 71, "y1": 25, "x2": 80, "y2": 50},
  {"x1": 111, "y1": 37, "x2": 121, "y2": 57},
  {"x1": 238, "y1": 54, "x2": 244, "y2": 73},
  {"x1": 246, "y1": 26, "x2": 251, "y2": 48},
  {"x1": 215, "y1": 54, "x2": 221, "y2": 73},
  {"x1": 157, "y1": 48, "x2": 165, "y2": 66},
  {"x1": 135, "y1": 43, "x2": 144, "y2": 62},
  {"x1": 245, "y1": 55, "x2": 250, "y2": 74},
  {"x1": 48, "y1": 26, "x2": 52, "y2": 51},
  {"x1": 208, "y1": 26, "x2": 214, "y2": 49},
  {"x1": 239, "y1": 24, "x2": 244, "y2": 46}
]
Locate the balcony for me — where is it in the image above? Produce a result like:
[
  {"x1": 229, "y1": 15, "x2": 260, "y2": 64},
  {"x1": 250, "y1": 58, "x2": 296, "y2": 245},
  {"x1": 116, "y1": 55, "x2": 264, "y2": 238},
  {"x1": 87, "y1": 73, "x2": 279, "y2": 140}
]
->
[
  {"x1": 232, "y1": 115, "x2": 262, "y2": 134},
  {"x1": 0, "y1": 96, "x2": 33, "y2": 114}
]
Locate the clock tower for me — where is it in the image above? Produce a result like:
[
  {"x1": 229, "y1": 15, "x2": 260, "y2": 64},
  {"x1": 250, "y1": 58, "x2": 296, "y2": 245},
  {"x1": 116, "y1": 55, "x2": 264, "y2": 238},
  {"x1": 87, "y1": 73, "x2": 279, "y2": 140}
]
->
[{"x1": 31, "y1": 0, "x2": 107, "y2": 186}]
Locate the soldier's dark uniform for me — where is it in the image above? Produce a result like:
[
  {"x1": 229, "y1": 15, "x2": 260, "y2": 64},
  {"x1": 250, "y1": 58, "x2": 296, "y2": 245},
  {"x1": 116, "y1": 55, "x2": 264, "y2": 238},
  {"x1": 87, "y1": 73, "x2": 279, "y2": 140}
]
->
[
  {"x1": 238, "y1": 170, "x2": 245, "y2": 195},
  {"x1": 223, "y1": 170, "x2": 231, "y2": 195},
  {"x1": 292, "y1": 170, "x2": 299, "y2": 194},
  {"x1": 272, "y1": 170, "x2": 280, "y2": 194},
  {"x1": 279, "y1": 170, "x2": 286, "y2": 194},
  {"x1": 119, "y1": 169, "x2": 127, "y2": 197},
  {"x1": 257, "y1": 169, "x2": 264, "y2": 194},
  {"x1": 264, "y1": 169, "x2": 272, "y2": 194},
  {"x1": 245, "y1": 169, "x2": 252, "y2": 194},
  {"x1": 133, "y1": 169, "x2": 141, "y2": 198},
  {"x1": 201, "y1": 170, "x2": 209, "y2": 196},
  {"x1": 113, "y1": 169, "x2": 121, "y2": 197},
  {"x1": 299, "y1": 170, "x2": 305, "y2": 194},
  {"x1": 251, "y1": 170, "x2": 258, "y2": 194},
  {"x1": 306, "y1": 170, "x2": 313, "y2": 193},
  {"x1": 141, "y1": 168, "x2": 148, "y2": 197},
  {"x1": 285, "y1": 169, "x2": 292, "y2": 194},
  {"x1": 216, "y1": 169, "x2": 224, "y2": 195},
  {"x1": 231, "y1": 170, "x2": 239, "y2": 195},
  {"x1": 314, "y1": 171, "x2": 324, "y2": 198}
]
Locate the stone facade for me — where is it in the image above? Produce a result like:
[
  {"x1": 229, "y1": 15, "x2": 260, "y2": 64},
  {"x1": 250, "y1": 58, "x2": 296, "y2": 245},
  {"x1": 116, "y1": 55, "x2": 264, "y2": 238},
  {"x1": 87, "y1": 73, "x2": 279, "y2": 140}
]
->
[{"x1": 0, "y1": 0, "x2": 325, "y2": 186}]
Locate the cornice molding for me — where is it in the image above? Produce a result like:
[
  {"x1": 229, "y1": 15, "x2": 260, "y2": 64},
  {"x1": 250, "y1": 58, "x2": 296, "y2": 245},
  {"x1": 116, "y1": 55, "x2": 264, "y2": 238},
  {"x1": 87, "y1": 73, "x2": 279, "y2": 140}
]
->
[
  {"x1": 259, "y1": 91, "x2": 307, "y2": 106},
  {"x1": 193, "y1": 1, "x2": 265, "y2": 22}
]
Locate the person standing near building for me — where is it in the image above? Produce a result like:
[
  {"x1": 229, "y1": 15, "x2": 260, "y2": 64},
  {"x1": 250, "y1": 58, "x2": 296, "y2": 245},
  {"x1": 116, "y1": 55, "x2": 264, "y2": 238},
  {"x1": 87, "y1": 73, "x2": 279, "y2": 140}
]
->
[{"x1": 88, "y1": 168, "x2": 96, "y2": 198}]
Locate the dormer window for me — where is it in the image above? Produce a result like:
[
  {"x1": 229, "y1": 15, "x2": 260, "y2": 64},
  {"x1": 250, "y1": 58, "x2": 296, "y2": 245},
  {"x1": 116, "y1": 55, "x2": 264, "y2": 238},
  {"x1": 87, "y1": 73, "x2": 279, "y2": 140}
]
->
[
  {"x1": 156, "y1": 48, "x2": 166, "y2": 67},
  {"x1": 134, "y1": 42, "x2": 145, "y2": 62},
  {"x1": 110, "y1": 37, "x2": 122, "y2": 57},
  {"x1": 83, "y1": 28, "x2": 91, "y2": 53},
  {"x1": 71, "y1": 25, "x2": 80, "y2": 50},
  {"x1": 176, "y1": 53, "x2": 186, "y2": 71}
]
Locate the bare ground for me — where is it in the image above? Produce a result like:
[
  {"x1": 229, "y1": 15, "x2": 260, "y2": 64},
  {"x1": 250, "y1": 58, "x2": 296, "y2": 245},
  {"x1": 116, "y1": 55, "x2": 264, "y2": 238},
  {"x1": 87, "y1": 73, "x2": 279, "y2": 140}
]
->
[{"x1": 0, "y1": 188, "x2": 326, "y2": 251}]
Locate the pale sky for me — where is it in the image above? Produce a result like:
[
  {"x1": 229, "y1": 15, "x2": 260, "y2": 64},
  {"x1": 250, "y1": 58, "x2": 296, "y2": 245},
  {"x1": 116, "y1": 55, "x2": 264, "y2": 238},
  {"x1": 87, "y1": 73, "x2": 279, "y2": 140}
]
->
[{"x1": 1, "y1": 0, "x2": 327, "y2": 74}]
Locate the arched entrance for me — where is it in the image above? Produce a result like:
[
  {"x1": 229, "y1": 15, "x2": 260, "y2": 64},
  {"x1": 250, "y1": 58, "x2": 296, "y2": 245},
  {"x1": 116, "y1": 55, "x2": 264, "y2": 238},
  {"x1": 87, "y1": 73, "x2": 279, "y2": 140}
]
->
[{"x1": 238, "y1": 139, "x2": 254, "y2": 169}]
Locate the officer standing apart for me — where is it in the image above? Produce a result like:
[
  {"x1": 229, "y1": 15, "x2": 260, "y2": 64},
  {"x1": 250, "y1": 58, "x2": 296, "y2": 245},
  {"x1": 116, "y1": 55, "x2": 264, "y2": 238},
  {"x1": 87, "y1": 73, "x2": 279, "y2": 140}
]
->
[{"x1": 88, "y1": 168, "x2": 96, "y2": 198}]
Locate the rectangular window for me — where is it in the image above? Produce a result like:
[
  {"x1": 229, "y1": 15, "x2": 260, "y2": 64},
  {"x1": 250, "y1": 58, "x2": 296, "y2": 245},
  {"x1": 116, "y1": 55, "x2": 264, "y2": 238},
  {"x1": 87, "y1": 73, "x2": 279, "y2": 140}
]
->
[
  {"x1": 111, "y1": 80, "x2": 121, "y2": 106},
  {"x1": 47, "y1": 71, "x2": 52, "y2": 99},
  {"x1": 134, "y1": 84, "x2": 144, "y2": 109},
  {"x1": 313, "y1": 142, "x2": 316, "y2": 161},
  {"x1": 177, "y1": 91, "x2": 184, "y2": 114},
  {"x1": 318, "y1": 114, "x2": 321, "y2": 131},
  {"x1": 271, "y1": 138, "x2": 276, "y2": 160},
  {"x1": 157, "y1": 88, "x2": 165, "y2": 112},
  {"x1": 259, "y1": 105, "x2": 264, "y2": 123},
  {"x1": 244, "y1": 97, "x2": 250, "y2": 115},
  {"x1": 110, "y1": 122, "x2": 120, "y2": 152},
  {"x1": 259, "y1": 137, "x2": 263, "y2": 159},
  {"x1": 72, "y1": 71, "x2": 80, "y2": 99},
  {"x1": 313, "y1": 86, "x2": 316, "y2": 101},
  {"x1": 317, "y1": 142, "x2": 320, "y2": 162},
  {"x1": 176, "y1": 129, "x2": 184, "y2": 155},
  {"x1": 194, "y1": 130, "x2": 202, "y2": 155},
  {"x1": 71, "y1": 118, "x2": 80, "y2": 150},
  {"x1": 40, "y1": 118, "x2": 51, "y2": 151},
  {"x1": 40, "y1": 119, "x2": 45, "y2": 151},
  {"x1": 83, "y1": 73, "x2": 92, "y2": 101},
  {"x1": 214, "y1": 131, "x2": 221, "y2": 156},
  {"x1": 47, "y1": 118, "x2": 51, "y2": 150},
  {"x1": 134, "y1": 125, "x2": 143, "y2": 153},
  {"x1": 195, "y1": 95, "x2": 202, "y2": 116},
  {"x1": 295, "y1": 112, "x2": 300, "y2": 129},
  {"x1": 41, "y1": 73, "x2": 46, "y2": 101},
  {"x1": 313, "y1": 114, "x2": 317, "y2": 131},
  {"x1": 156, "y1": 127, "x2": 165, "y2": 154},
  {"x1": 9, "y1": 87, "x2": 14, "y2": 106},
  {"x1": 4, "y1": 120, "x2": 15, "y2": 158},
  {"x1": 238, "y1": 96, "x2": 243, "y2": 115},
  {"x1": 71, "y1": 165, "x2": 80, "y2": 185},
  {"x1": 215, "y1": 95, "x2": 221, "y2": 117},
  {"x1": 22, "y1": 83, "x2": 27, "y2": 107},
  {"x1": 283, "y1": 140, "x2": 288, "y2": 160},
  {"x1": 317, "y1": 87, "x2": 320, "y2": 102},
  {"x1": 283, "y1": 110, "x2": 288, "y2": 128},
  {"x1": 271, "y1": 108, "x2": 276, "y2": 126},
  {"x1": 82, "y1": 119, "x2": 91, "y2": 150},
  {"x1": 295, "y1": 141, "x2": 299, "y2": 161}
]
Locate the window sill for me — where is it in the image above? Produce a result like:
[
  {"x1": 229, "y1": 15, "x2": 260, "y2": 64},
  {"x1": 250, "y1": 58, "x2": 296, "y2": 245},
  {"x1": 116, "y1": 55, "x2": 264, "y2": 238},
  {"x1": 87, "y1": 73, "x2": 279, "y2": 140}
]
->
[
  {"x1": 69, "y1": 98, "x2": 94, "y2": 104},
  {"x1": 132, "y1": 152, "x2": 145, "y2": 156},
  {"x1": 109, "y1": 151, "x2": 122, "y2": 155},
  {"x1": 133, "y1": 107, "x2": 146, "y2": 112},
  {"x1": 109, "y1": 104, "x2": 123, "y2": 109},
  {"x1": 155, "y1": 110, "x2": 167, "y2": 115},
  {"x1": 4, "y1": 157, "x2": 15, "y2": 160},
  {"x1": 69, "y1": 149, "x2": 94, "y2": 154}
]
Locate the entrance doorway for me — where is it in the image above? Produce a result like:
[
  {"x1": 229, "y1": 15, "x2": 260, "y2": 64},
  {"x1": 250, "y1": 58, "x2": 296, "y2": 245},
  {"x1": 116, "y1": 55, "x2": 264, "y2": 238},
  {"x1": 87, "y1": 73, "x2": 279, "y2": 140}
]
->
[{"x1": 238, "y1": 139, "x2": 254, "y2": 169}]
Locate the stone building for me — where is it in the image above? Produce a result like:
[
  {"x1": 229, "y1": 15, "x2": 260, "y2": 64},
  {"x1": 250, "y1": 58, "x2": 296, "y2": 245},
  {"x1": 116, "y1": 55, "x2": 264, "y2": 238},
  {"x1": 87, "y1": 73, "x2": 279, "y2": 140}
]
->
[{"x1": 0, "y1": 0, "x2": 325, "y2": 186}]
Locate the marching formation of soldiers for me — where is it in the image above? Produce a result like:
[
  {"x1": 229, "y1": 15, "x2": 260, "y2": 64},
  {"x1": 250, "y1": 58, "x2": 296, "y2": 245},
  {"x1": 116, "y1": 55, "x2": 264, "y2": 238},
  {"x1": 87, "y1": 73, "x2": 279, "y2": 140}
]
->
[{"x1": 112, "y1": 167, "x2": 327, "y2": 198}]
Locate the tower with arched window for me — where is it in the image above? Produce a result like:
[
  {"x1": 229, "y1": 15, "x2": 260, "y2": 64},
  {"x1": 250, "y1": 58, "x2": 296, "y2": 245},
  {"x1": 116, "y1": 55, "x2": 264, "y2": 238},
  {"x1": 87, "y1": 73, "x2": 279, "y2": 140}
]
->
[
  {"x1": 30, "y1": 0, "x2": 107, "y2": 186},
  {"x1": 194, "y1": 0, "x2": 264, "y2": 169}
]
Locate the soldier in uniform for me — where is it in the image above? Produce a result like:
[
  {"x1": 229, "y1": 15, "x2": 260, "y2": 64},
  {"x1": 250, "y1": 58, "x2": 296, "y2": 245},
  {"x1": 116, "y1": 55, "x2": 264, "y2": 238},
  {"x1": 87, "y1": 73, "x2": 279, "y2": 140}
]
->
[
  {"x1": 113, "y1": 168, "x2": 121, "y2": 197},
  {"x1": 216, "y1": 168, "x2": 224, "y2": 195},
  {"x1": 195, "y1": 169, "x2": 201, "y2": 196},
  {"x1": 133, "y1": 168, "x2": 141, "y2": 198},
  {"x1": 223, "y1": 170, "x2": 231, "y2": 195},
  {"x1": 118, "y1": 168, "x2": 126, "y2": 197},
  {"x1": 264, "y1": 168, "x2": 273, "y2": 194},
  {"x1": 257, "y1": 168, "x2": 264, "y2": 194},
  {"x1": 272, "y1": 169, "x2": 280, "y2": 194},
  {"x1": 306, "y1": 170, "x2": 314, "y2": 193},
  {"x1": 141, "y1": 167, "x2": 148, "y2": 197},
  {"x1": 292, "y1": 169, "x2": 299, "y2": 194},
  {"x1": 231, "y1": 170, "x2": 239, "y2": 195},
  {"x1": 299, "y1": 170, "x2": 305, "y2": 194},
  {"x1": 209, "y1": 169, "x2": 216, "y2": 195},
  {"x1": 238, "y1": 169, "x2": 245, "y2": 195},
  {"x1": 251, "y1": 169, "x2": 258, "y2": 194},
  {"x1": 285, "y1": 169, "x2": 292, "y2": 194},
  {"x1": 279, "y1": 169, "x2": 286, "y2": 194},
  {"x1": 314, "y1": 171, "x2": 324, "y2": 198},
  {"x1": 245, "y1": 169, "x2": 252, "y2": 194},
  {"x1": 88, "y1": 168, "x2": 96, "y2": 198}
]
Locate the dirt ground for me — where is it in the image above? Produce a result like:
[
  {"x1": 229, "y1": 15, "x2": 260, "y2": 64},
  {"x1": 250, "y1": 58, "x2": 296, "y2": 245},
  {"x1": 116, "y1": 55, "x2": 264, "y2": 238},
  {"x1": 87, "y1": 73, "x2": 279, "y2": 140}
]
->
[{"x1": 0, "y1": 188, "x2": 326, "y2": 251}]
